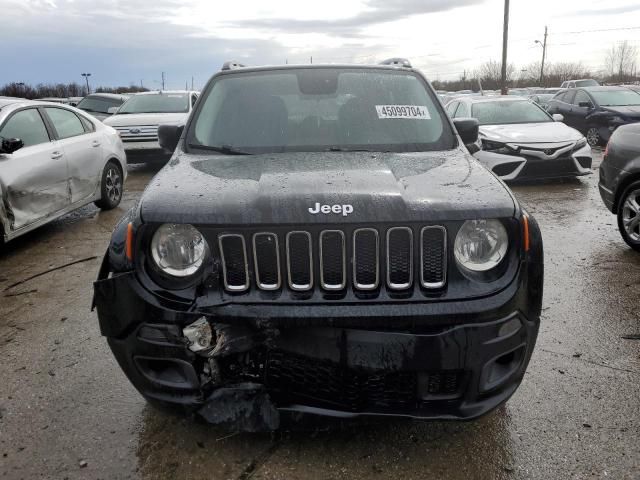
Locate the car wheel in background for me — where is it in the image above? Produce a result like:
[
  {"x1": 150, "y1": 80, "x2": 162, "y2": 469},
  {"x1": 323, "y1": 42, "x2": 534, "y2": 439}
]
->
[
  {"x1": 94, "y1": 160, "x2": 123, "y2": 210},
  {"x1": 586, "y1": 127, "x2": 601, "y2": 147},
  {"x1": 617, "y1": 180, "x2": 640, "y2": 252}
]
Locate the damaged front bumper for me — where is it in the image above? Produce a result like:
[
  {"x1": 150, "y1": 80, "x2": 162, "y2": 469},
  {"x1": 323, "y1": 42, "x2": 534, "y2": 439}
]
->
[{"x1": 94, "y1": 259, "x2": 541, "y2": 431}]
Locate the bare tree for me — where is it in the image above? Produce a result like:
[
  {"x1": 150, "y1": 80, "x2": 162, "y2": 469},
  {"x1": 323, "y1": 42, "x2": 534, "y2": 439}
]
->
[
  {"x1": 605, "y1": 40, "x2": 638, "y2": 83},
  {"x1": 473, "y1": 60, "x2": 515, "y2": 90}
]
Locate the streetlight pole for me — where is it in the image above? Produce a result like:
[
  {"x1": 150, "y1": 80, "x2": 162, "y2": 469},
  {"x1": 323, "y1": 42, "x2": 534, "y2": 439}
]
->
[
  {"x1": 500, "y1": 0, "x2": 510, "y2": 95},
  {"x1": 535, "y1": 26, "x2": 548, "y2": 87},
  {"x1": 81, "y1": 73, "x2": 91, "y2": 95}
]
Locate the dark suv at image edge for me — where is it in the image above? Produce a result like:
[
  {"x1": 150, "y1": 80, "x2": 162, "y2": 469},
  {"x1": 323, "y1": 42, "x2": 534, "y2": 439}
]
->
[{"x1": 93, "y1": 60, "x2": 544, "y2": 431}]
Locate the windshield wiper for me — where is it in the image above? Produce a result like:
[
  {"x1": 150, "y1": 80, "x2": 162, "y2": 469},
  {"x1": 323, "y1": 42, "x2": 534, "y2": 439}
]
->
[{"x1": 188, "y1": 144, "x2": 252, "y2": 155}]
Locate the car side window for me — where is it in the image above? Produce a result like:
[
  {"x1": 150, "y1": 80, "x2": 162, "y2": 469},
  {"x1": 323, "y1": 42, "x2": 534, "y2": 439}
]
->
[
  {"x1": 564, "y1": 90, "x2": 576, "y2": 104},
  {"x1": 445, "y1": 101, "x2": 458, "y2": 116},
  {"x1": 45, "y1": 107, "x2": 86, "y2": 139},
  {"x1": 455, "y1": 102, "x2": 470, "y2": 118},
  {"x1": 0, "y1": 108, "x2": 50, "y2": 148},
  {"x1": 573, "y1": 90, "x2": 591, "y2": 107}
]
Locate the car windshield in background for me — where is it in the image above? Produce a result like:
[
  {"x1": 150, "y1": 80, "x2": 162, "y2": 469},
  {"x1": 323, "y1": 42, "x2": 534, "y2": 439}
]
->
[
  {"x1": 472, "y1": 100, "x2": 552, "y2": 125},
  {"x1": 76, "y1": 96, "x2": 123, "y2": 113},
  {"x1": 590, "y1": 90, "x2": 640, "y2": 106},
  {"x1": 118, "y1": 93, "x2": 189, "y2": 114},
  {"x1": 188, "y1": 68, "x2": 455, "y2": 154},
  {"x1": 575, "y1": 80, "x2": 599, "y2": 87}
]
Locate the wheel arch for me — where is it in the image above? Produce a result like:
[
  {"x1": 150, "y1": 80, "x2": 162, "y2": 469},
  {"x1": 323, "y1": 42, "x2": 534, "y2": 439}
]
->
[{"x1": 613, "y1": 172, "x2": 640, "y2": 214}]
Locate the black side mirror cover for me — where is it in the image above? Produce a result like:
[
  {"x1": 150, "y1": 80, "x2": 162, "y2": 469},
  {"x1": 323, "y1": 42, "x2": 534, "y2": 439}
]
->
[
  {"x1": 0, "y1": 138, "x2": 24, "y2": 154},
  {"x1": 453, "y1": 118, "x2": 479, "y2": 145},
  {"x1": 158, "y1": 124, "x2": 185, "y2": 153}
]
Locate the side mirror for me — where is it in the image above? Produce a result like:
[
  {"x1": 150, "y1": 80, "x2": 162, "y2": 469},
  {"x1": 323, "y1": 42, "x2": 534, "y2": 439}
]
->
[
  {"x1": 107, "y1": 107, "x2": 119, "y2": 114},
  {"x1": 552, "y1": 114, "x2": 564, "y2": 122},
  {"x1": 578, "y1": 101, "x2": 593, "y2": 109},
  {"x1": 158, "y1": 124, "x2": 185, "y2": 153},
  {"x1": 453, "y1": 118, "x2": 479, "y2": 145},
  {"x1": 0, "y1": 138, "x2": 24, "y2": 154}
]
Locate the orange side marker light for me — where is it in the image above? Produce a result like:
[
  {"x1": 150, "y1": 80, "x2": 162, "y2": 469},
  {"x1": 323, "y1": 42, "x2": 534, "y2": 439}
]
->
[
  {"x1": 126, "y1": 222, "x2": 134, "y2": 261},
  {"x1": 522, "y1": 215, "x2": 530, "y2": 252}
]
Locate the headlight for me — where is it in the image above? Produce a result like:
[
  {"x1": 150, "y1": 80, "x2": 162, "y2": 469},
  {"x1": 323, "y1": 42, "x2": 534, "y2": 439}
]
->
[
  {"x1": 609, "y1": 115, "x2": 626, "y2": 124},
  {"x1": 454, "y1": 220, "x2": 508, "y2": 272},
  {"x1": 573, "y1": 138, "x2": 587, "y2": 150},
  {"x1": 151, "y1": 223, "x2": 207, "y2": 277}
]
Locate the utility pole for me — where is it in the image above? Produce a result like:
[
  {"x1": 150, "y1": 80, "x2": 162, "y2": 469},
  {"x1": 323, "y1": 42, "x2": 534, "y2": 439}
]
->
[
  {"x1": 536, "y1": 26, "x2": 548, "y2": 86},
  {"x1": 191, "y1": 76, "x2": 194, "y2": 90},
  {"x1": 310, "y1": 56, "x2": 313, "y2": 64},
  {"x1": 81, "y1": 73, "x2": 92, "y2": 95},
  {"x1": 161, "y1": 72, "x2": 165, "y2": 90},
  {"x1": 500, "y1": 0, "x2": 510, "y2": 95}
]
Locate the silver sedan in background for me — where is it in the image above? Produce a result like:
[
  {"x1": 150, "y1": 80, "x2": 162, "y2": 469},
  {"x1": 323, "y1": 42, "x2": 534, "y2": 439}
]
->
[
  {"x1": 0, "y1": 97, "x2": 127, "y2": 243},
  {"x1": 445, "y1": 95, "x2": 592, "y2": 181}
]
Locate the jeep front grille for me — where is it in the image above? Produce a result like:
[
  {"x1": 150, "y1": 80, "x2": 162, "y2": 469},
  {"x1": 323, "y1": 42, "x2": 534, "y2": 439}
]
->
[{"x1": 216, "y1": 226, "x2": 447, "y2": 295}]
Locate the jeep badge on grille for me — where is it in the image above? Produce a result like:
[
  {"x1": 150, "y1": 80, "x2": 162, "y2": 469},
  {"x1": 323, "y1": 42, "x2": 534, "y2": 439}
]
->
[{"x1": 308, "y1": 203, "x2": 354, "y2": 216}]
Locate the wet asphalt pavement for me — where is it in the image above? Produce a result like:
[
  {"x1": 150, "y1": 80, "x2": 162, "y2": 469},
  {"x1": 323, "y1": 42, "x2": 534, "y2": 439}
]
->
[{"x1": 1, "y1": 151, "x2": 639, "y2": 479}]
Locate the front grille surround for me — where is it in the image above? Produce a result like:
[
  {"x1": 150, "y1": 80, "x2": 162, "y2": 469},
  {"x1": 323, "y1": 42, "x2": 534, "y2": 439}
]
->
[
  {"x1": 319, "y1": 230, "x2": 347, "y2": 291},
  {"x1": 353, "y1": 228, "x2": 380, "y2": 290},
  {"x1": 420, "y1": 226, "x2": 447, "y2": 289},
  {"x1": 252, "y1": 233, "x2": 281, "y2": 290},
  {"x1": 386, "y1": 227, "x2": 414, "y2": 290},
  {"x1": 286, "y1": 231, "x2": 314, "y2": 291},
  {"x1": 218, "y1": 234, "x2": 250, "y2": 292}
]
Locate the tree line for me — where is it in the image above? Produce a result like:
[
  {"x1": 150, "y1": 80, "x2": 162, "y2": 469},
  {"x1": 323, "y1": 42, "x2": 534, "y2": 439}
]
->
[
  {"x1": 0, "y1": 82, "x2": 148, "y2": 99},
  {"x1": 432, "y1": 41, "x2": 639, "y2": 92}
]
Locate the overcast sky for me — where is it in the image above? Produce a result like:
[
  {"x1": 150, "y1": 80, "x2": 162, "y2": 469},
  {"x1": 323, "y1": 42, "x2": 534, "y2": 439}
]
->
[{"x1": 1, "y1": 0, "x2": 639, "y2": 89}]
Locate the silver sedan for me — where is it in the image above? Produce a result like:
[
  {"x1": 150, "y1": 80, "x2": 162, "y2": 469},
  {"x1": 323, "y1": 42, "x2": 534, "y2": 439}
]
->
[{"x1": 0, "y1": 97, "x2": 127, "y2": 243}]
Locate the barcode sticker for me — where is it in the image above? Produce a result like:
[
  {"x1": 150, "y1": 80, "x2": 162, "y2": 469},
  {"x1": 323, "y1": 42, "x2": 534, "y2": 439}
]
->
[{"x1": 375, "y1": 105, "x2": 430, "y2": 119}]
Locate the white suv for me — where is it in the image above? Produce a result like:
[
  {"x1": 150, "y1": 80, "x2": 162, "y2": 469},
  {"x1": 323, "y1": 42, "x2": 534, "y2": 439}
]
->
[{"x1": 104, "y1": 90, "x2": 198, "y2": 163}]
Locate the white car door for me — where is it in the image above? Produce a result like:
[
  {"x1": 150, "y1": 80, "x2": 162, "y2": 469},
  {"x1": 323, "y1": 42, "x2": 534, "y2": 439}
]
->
[
  {"x1": 43, "y1": 107, "x2": 102, "y2": 203},
  {"x1": 0, "y1": 107, "x2": 70, "y2": 231}
]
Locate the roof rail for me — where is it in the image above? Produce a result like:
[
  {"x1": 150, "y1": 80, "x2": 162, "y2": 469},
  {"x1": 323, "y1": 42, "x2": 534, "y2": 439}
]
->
[
  {"x1": 221, "y1": 61, "x2": 246, "y2": 71},
  {"x1": 379, "y1": 58, "x2": 412, "y2": 68}
]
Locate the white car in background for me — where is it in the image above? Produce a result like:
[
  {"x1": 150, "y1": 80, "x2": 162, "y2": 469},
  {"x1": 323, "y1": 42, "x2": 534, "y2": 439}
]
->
[
  {"x1": 0, "y1": 98, "x2": 126, "y2": 243},
  {"x1": 103, "y1": 90, "x2": 198, "y2": 163},
  {"x1": 445, "y1": 96, "x2": 592, "y2": 181}
]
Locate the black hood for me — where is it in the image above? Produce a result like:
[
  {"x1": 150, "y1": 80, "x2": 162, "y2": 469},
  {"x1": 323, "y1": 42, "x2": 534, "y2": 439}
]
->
[{"x1": 140, "y1": 150, "x2": 516, "y2": 225}]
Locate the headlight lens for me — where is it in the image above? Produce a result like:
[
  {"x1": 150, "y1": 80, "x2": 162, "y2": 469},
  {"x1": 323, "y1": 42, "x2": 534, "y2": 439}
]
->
[
  {"x1": 573, "y1": 137, "x2": 587, "y2": 150},
  {"x1": 454, "y1": 220, "x2": 508, "y2": 272},
  {"x1": 151, "y1": 224, "x2": 207, "y2": 277}
]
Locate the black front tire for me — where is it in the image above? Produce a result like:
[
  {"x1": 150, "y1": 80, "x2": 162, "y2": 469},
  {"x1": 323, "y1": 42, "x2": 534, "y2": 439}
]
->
[
  {"x1": 617, "y1": 180, "x2": 640, "y2": 252},
  {"x1": 94, "y1": 160, "x2": 123, "y2": 210}
]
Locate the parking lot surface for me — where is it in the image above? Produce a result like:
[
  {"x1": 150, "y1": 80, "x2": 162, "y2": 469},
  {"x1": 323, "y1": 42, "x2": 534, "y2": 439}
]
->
[{"x1": 1, "y1": 151, "x2": 638, "y2": 479}]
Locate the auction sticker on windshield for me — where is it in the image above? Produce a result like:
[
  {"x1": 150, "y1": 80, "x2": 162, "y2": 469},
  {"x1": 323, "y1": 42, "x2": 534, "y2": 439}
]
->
[{"x1": 375, "y1": 105, "x2": 430, "y2": 119}]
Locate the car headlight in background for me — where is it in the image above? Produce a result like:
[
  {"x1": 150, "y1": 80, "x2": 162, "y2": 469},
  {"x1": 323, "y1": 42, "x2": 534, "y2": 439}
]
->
[
  {"x1": 454, "y1": 219, "x2": 508, "y2": 272},
  {"x1": 573, "y1": 138, "x2": 588, "y2": 151},
  {"x1": 151, "y1": 223, "x2": 207, "y2": 277}
]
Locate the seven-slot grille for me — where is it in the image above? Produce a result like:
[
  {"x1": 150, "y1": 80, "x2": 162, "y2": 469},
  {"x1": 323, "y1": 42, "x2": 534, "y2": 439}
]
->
[
  {"x1": 216, "y1": 226, "x2": 447, "y2": 294},
  {"x1": 114, "y1": 124, "x2": 159, "y2": 143}
]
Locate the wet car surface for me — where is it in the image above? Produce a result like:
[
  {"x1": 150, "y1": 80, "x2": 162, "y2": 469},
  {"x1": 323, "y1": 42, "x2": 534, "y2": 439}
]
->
[{"x1": 1, "y1": 151, "x2": 639, "y2": 479}]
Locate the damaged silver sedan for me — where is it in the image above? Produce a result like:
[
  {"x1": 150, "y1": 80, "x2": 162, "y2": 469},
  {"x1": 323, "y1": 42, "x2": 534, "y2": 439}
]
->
[{"x1": 0, "y1": 97, "x2": 127, "y2": 243}]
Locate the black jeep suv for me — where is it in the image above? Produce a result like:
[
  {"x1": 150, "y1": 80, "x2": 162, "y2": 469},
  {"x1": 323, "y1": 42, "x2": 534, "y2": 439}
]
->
[{"x1": 93, "y1": 60, "x2": 544, "y2": 431}]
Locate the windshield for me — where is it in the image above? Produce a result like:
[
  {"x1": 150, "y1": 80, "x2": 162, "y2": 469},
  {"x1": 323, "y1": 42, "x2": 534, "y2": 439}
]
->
[
  {"x1": 590, "y1": 89, "x2": 640, "y2": 106},
  {"x1": 575, "y1": 80, "x2": 599, "y2": 87},
  {"x1": 118, "y1": 93, "x2": 189, "y2": 114},
  {"x1": 472, "y1": 100, "x2": 552, "y2": 125},
  {"x1": 77, "y1": 96, "x2": 124, "y2": 114},
  {"x1": 188, "y1": 68, "x2": 455, "y2": 154}
]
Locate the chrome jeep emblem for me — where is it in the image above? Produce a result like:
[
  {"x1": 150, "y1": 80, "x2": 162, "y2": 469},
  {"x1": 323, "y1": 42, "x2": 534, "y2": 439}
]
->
[{"x1": 308, "y1": 202, "x2": 354, "y2": 216}]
